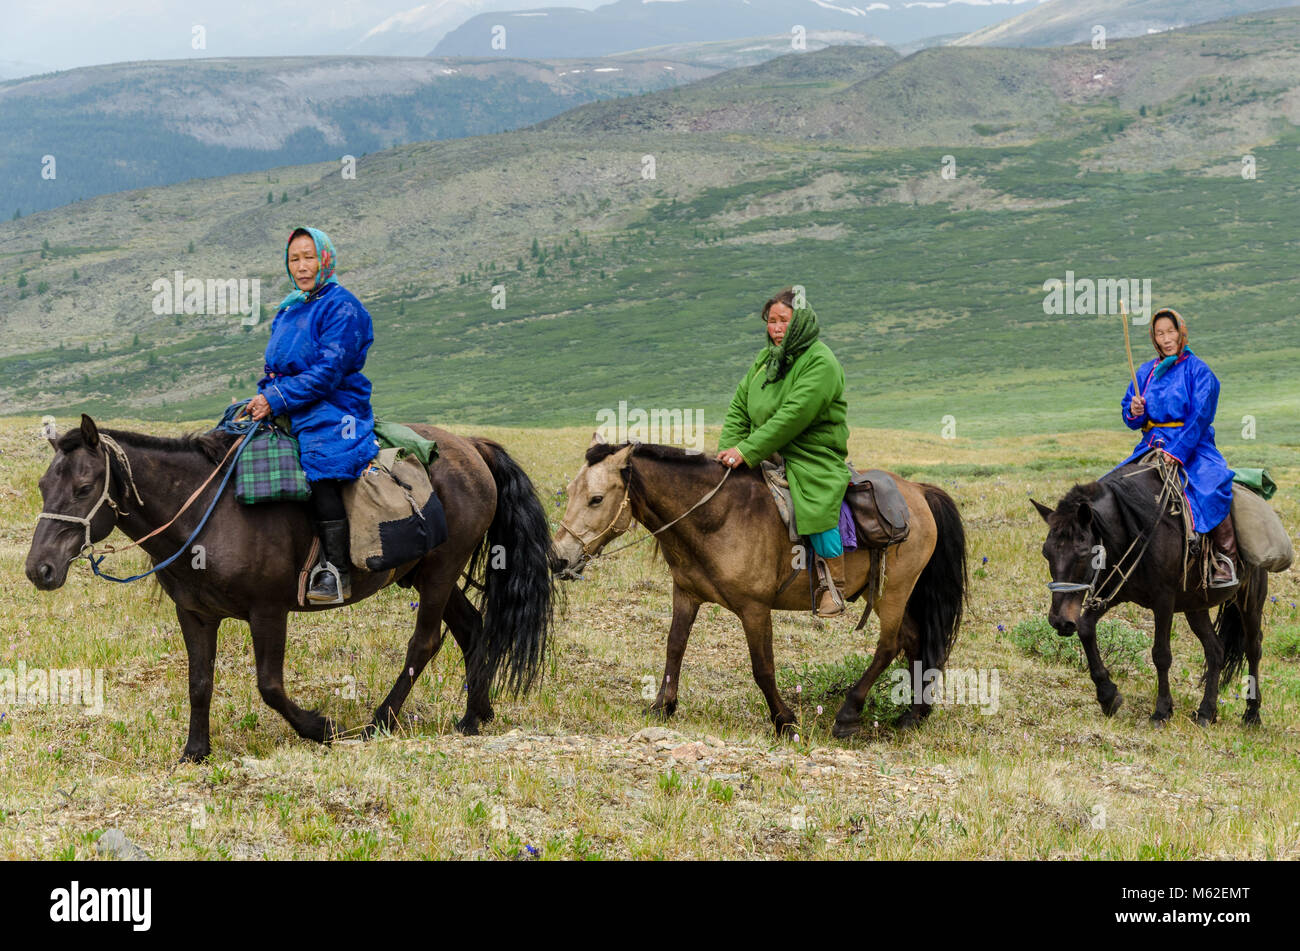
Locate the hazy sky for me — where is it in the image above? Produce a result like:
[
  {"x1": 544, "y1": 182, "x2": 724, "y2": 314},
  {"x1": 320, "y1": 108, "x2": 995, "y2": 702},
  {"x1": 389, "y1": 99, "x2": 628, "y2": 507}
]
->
[
  {"x1": 0, "y1": 0, "x2": 1041, "y2": 74},
  {"x1": 0, "y1": 0, "x2": 604, "y2": 71}
]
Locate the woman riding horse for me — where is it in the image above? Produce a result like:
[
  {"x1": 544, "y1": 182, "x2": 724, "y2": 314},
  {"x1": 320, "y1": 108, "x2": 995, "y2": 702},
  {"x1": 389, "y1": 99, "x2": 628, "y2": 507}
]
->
[
  {"x1": 247, "y1": 227, "x2": 377, "y2": 604},
  {"x1": 1119, "y1": 307, "x2": 1237, "y2": 587},
  {"x1": 717, "y1": 287, "x2": 850, "y2": 617}
]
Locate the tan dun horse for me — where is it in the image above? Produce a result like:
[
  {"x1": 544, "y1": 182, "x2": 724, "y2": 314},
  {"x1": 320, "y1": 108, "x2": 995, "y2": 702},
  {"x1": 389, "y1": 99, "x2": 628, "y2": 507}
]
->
[{"x1": 551, "y1": 438, "x2": 967, "y2": 737}]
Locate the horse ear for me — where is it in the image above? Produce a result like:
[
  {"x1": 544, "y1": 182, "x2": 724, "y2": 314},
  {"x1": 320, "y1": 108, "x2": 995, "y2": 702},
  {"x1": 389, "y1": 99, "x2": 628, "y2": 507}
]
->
[
  {"x1": 79, "y1": 413, "x2": 100, "y2": 450},
  {"x1": 1077, "y1": 503, "x2": 1093, "y2": 529},
  {"x1": 1031, "y1": 499, "x2": 1054, "y2": 523},
  {"x1": 588, "y1": 429, "x2": 607, "y2": 448},
  {"x1": 610, "y1": 444, "x2": 634, "y2": 472}
]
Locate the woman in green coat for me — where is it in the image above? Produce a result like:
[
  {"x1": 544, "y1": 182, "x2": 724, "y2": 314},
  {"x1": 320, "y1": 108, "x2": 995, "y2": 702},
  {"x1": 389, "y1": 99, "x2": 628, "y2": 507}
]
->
[{"x1": 717, "y1": 287, "x2": 851, "y2": 616}]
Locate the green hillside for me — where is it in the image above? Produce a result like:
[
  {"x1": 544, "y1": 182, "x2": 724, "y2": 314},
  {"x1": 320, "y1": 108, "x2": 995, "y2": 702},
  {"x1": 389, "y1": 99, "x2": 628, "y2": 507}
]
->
[{"x1": 2, "y1": 10, "x2": 1299, "y2": 460}]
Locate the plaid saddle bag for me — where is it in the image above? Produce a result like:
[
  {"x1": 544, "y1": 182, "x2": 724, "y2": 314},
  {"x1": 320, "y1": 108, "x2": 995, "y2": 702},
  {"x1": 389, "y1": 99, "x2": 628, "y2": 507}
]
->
[{"x1": 235, "y1": 421, "x2": 312, "y2": 504}]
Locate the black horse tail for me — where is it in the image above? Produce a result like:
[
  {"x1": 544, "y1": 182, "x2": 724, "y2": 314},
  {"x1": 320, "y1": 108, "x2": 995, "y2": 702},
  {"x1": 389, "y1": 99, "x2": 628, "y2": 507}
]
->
[
  {"x1": 466, "y1": 438, "x2": 555, "y2": 697},
  {"x1": 907, "y1": 485, "x2": 968, "y2": 674},
  {"x1": 1215, "y1": 569, "x2": 1260, "y2": 689}
]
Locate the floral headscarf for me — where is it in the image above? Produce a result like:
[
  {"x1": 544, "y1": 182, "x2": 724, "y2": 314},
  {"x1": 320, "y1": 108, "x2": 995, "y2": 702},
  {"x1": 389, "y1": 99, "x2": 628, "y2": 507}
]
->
[
  {"x1": 277, "y1": 226, "x2": 338, "y2": 312},
  {"x1": 1149, "y1": 308, "x2": 1188, "y2": 381}
]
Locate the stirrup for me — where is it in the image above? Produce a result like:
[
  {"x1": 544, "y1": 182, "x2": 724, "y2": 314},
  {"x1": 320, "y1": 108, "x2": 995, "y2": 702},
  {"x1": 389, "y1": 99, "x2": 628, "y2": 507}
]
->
[
  {"x1": 813, "y1": 581, "x2": 846, "y2": 618},
  {"x1": 307, "y1": 561, "x2": 347, "y2": 604},
  {"x1": 1209, "y1": 554, "x2": 1238, "y2": 589}
]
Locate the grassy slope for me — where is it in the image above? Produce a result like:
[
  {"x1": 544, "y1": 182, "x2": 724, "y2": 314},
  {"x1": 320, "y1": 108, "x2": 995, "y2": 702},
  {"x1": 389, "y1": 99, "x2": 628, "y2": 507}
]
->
[{"x1": 1, "y1": 416, "x2": 1297, "y2": 858}]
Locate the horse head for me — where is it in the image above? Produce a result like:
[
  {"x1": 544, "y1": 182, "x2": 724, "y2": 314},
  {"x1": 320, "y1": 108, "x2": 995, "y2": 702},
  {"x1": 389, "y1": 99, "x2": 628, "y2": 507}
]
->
[
  {"x1": 26, "y1": 414, "x2": 121, "y2": 590},
  {"x1": 1032, "y1": 483, "x2": 1112, "y2": 637},
  {"x1": 551, "y1": 432, "x2": 637, "y2": 579}
]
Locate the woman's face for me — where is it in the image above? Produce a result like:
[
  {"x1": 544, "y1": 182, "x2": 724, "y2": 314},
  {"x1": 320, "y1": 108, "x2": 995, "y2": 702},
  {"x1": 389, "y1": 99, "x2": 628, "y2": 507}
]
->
[
  {"x1": 287, "y1": 234, "x2": 320, "y2": 292},
  {"x1": 767, "y1": 301, "x2": 793, "y2": 345},
  {"x1": 1153, "y1": 316, "x2": 1181, "y2": 356}
]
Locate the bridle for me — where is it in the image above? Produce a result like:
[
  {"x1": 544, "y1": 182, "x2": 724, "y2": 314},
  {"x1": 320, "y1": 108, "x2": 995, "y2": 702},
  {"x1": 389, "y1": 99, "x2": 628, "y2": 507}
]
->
[
  {"x1": 35, "y1": 426, "x2": 251, "y2": 582},
  {"x1": 36, "y1": 435, "x2": 143, "y2": 562},
  {"x1": 557, "y1": 452, "x2": 731, "y2": 576},
  {"x1": 1045, "y1": 452, "x2": 1183, "y2": 614}
]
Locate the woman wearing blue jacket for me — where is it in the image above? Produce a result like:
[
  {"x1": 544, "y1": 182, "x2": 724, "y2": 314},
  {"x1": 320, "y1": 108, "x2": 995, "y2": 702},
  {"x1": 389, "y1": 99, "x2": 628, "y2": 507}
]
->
[
  {"x1": 1117, "y1": 308, "x2": 1238, "y2": 587},
  {"x1": 248, "y1": 227, "x2": 377, "y2": 603}
]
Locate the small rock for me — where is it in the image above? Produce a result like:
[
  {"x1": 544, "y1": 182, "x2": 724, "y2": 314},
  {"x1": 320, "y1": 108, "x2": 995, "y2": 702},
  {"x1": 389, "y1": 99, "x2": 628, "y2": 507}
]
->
[
  {"x1": 668, "y1": 742, "x2": 705, "y2": 763},
  {"x1": 96, "y1": 828, "x2": 151, "y2": 861},
  {"x1": 704, "y1": 735, "x2": 725, "y2": 748},
  {"x1": 631, "y1": 726, "x2": 679, "y2": 744}
]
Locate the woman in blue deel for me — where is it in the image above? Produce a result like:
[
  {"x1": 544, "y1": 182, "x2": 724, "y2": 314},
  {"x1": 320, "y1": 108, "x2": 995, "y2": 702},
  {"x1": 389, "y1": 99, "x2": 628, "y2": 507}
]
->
[
  {"x1": 1118, "y1": 308, "x2": 1237, "y2": 587},
  {"x1": 247, "y1": 226, "x2": 377, "y2": 603}
]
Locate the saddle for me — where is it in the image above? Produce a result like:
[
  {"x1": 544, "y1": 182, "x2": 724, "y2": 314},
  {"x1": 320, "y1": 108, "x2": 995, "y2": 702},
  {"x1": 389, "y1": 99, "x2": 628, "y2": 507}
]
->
[
  {"x1": 760, "y1": 456, "x2": 909, "y2": 626},
  {"x1": 759, "y1": 456, "x2": 910, "y2": 550}
]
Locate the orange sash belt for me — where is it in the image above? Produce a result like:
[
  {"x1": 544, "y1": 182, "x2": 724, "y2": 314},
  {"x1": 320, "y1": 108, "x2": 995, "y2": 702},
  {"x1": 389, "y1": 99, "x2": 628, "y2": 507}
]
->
[{"x1": 1142, "y1": 421, "x2": 1183, "y2": 433}]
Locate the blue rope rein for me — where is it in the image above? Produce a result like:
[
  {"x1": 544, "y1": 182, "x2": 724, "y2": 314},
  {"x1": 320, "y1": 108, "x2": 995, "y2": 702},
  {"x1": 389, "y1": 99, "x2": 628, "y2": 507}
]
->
[{"x1": 88, "y1": 402, "x2": 262, "y2": 584}]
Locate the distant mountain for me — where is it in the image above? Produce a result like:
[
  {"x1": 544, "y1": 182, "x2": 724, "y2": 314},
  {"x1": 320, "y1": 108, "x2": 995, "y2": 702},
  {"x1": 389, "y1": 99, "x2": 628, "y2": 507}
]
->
[
  {"x1": 609, "y1": 31, "x2": 887, "y2": 70},
  {"x1": 955, "y1": 0, "x2": 1300, "y2": 47},
  {"x1": 7, "y1": 8, "x2": 1300, "y2": 433},
  {"x1": 0, "y1": 55, "x2": 715, "y2": 217},
  {"x1": 0, "y1": 60, "x2": 54, "y2": 81},
  {"x1": 432, "y1": 0, "x2": 1049, "y2": 57}
]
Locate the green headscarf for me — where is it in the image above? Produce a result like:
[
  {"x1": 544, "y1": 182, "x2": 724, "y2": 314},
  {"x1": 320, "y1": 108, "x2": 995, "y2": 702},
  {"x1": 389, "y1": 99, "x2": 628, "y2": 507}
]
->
[{"x1": 761, "y1": 301, "x2": 821, "y2": 388}]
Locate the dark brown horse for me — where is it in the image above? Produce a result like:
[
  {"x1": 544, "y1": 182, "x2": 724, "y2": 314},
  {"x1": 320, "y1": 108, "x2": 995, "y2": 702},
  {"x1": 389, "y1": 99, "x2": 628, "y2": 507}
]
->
[
  {"x1": 1034, "y1": 461, "x2": 1267, "y2": 727},
  {"x1": 25, "y1": 414, "x2": 554, "y2": 762},
  {"x1": 551, "y1": 438, "x2": 967, "y2": 736}
]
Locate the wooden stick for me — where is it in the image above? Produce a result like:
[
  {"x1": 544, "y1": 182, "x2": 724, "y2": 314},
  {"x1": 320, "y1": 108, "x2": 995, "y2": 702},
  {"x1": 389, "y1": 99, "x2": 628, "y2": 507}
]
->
[{"x1": 1120, "y1": 299, "x2": 1139, "y2": 394}]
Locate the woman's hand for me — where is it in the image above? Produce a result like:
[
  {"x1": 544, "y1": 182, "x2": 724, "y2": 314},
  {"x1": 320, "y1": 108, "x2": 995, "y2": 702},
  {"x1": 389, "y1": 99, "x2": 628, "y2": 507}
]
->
[
  {"x1": 717, "y1": 447, "x2": 745, "y2": 469},
  {"x1": 248, "y1": 394, "x2": 272, "y2": 421},
  {"x1": 1129, "y1": 395, "x2": 1146, "y2": 417}
]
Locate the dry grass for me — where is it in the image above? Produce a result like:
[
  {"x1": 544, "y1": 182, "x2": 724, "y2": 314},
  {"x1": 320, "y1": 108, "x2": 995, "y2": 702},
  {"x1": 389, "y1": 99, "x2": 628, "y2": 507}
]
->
[{"x1": 1, "y1": 415, "x2": 1297, "y2": 859}]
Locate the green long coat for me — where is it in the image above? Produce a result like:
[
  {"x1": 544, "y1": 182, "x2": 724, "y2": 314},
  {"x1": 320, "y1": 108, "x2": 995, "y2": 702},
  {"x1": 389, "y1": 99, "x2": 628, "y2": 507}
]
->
[{"x1": 719, "y1": 339, "x2": 850, "y2": 535}]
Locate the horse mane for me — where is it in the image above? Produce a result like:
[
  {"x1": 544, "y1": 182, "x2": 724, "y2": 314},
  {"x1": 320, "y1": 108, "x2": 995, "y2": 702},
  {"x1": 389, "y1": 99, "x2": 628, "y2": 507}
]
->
[
  {"x1": 1053, "y1": 464, "x2": 1161, "y2": 549},
  {"x1": 56, "y1": 426, "x2": 239, "y2": 467},
  {"x1": 584, "y1": 442, "x2": 714, "y2": 468}
]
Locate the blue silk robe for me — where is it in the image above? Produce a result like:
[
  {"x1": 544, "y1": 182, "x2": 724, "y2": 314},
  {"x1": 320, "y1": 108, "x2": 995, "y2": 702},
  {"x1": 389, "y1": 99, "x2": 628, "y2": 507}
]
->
[
  {"x1": 257, "y1": 282, "x2": 378, "y2": 482},
  {"x1": 1115, "y1": 348, "x2": 1234, "y2": 532}
]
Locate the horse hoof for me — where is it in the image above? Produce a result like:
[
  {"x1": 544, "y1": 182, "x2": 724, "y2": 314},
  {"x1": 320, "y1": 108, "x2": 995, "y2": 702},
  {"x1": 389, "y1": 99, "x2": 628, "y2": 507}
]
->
[
  {"x1": 647, "y1": 701, "x2": 676, "y2": 721},
  {"x1": 774, "y1": 718, "x2": 799, "y2": 738},
  {"x1": 178, "y1": 745, "x2": 208, "y2": 764},
  {"x1": 1100, "y1": 693, "x2": 1123, "y2": 718},
  {"x1": 831, "y1": 717, "x2": 861, "y2": 739},
  {"x1": 1148, "y1": 714, "x2": 1168, "y2": 728},
  {"x1": 895, "y1": 712, "x2": 922, "y2": 731},
  {"x1": 1242, "y1": 711, "x2": 1262, "y2": 728},
  {"x1": 1196, "y1": 714, "x2": 1215, "y2": 728},
  {"x1": 455, "y1": 716, "x2": 480, "y2": 736}
]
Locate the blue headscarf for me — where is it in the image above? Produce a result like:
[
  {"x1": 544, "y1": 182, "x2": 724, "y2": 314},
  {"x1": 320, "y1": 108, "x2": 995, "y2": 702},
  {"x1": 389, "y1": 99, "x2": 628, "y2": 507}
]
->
[{"x1": 277, "y1": 226, "x2": 338, "y2": 312}]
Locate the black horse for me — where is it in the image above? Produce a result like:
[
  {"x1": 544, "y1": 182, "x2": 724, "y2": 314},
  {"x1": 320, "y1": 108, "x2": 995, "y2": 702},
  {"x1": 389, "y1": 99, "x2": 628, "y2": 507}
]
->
[
  {"x1": 25, "y1": 414, "x2": 554, "y2": 762},
  {"x1": 1033, "y1": 462, "x2": 1267, "y2": 727}
]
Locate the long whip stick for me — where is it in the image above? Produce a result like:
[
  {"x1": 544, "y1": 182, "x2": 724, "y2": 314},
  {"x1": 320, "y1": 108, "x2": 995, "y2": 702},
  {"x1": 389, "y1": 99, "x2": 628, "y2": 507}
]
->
[{"x1": 1120, "y1": 299, "x2": 1139, "y2": 395}]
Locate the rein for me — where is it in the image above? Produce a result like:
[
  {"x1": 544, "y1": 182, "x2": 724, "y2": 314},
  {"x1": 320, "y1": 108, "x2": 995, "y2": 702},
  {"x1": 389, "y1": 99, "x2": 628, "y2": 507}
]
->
[
  {"x1": 37, "y1": 419, "x2": 257, "y2": 584},
  {"x1": 559, "y1": 458, "x2": 731, "y2": 568}
]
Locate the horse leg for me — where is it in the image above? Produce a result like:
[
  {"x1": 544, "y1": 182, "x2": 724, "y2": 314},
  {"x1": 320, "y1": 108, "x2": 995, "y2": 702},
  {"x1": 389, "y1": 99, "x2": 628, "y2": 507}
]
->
[
  {"x1": 370, "y1": 582, "x2": 454, "y2": 736},
  {"x1": 738, "y1": 605, "x2": 796, "y2": 735},
  {"x1": 1076, "y1": 614, "x2": 1123, "y2": 718},
  {"x1": 443, "y1": 585, "x2": 494, "y2": 735},
  {"x1": 1243, "y1": 573, "x2": 1266, "y2": 726},
  {"x1": 832, "y1": 590, "x2": 911, "y2": 738},
  {"x1": 1185, "y1": 609, "x2": 1222, "y2": 727},
  {"x1": 249, "y1": 606, "x2": 343, "y2": 744},
  {"x1": 650, "y1": 583, "x2": 701, "y2": 719},
  {"x1": 1149, "y1": 609, "x2": 1175, "y2": 724},
  {"x1": 177, "y1": 606, "x2": 220, "y2": 763}
]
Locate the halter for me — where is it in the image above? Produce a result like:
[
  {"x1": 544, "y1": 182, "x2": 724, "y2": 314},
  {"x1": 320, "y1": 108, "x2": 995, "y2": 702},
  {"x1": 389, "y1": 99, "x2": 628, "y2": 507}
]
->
[
  {"x1": 557, "y1": 450, "x2": 731, "y2": 573},
  {"x1": 36, "y1": 435, "x2": 143, "y2": 561}
]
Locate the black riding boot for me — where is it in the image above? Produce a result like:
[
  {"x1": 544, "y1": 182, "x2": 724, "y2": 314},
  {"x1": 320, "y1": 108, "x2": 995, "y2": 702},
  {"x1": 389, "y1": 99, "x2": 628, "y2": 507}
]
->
[
  {"x1": 1209, "y1": 513, "x2": 1239, "y2": 588},
  {"x1": 307, "y1": 519, "x2": 352, "y2": 604}
]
